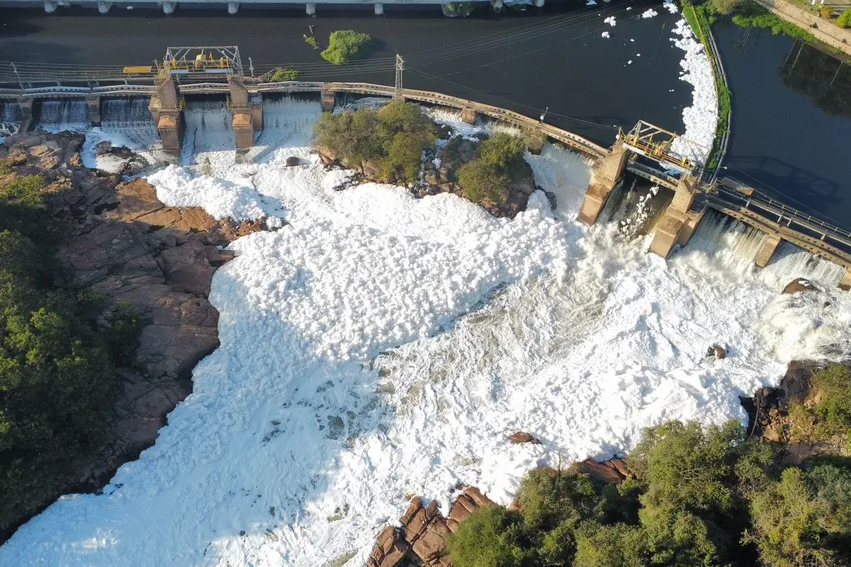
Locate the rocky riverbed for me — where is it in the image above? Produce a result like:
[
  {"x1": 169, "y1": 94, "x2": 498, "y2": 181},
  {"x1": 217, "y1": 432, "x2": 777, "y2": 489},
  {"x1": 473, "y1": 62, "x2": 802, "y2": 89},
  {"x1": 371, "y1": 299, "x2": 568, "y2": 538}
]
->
[{"x1": 0, "y1": 131, "x2": 263, "y2": 498}]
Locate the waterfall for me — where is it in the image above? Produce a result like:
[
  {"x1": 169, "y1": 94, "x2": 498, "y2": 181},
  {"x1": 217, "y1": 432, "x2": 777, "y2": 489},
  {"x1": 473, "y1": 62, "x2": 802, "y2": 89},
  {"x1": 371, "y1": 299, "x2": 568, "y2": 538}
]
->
[
  {"x1": 0, "y1": 102, "x2": 22, "y2": 137},
  {"x1": 100, "y1": 97, "x2": 158, "y2": 148},
  {"x1": 683, "y1": 210, "x2": 845, "y2": 287},
  {"x1": 33, "y1": 100, "x2": 89, "y2": 132},
  {"x1": 181, "y1": 98, "x2": 234, "y2": 162},
  {"x1": 600, "y1": 173, "x2": 674, "y2": 239}
]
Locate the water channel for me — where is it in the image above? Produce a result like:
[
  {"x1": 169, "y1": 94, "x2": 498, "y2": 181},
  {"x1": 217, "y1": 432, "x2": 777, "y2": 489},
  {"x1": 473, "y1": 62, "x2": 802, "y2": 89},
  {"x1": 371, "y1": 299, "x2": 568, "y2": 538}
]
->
[{"x1": 0, "y1": 1, "x2": 849, "y2": 226}]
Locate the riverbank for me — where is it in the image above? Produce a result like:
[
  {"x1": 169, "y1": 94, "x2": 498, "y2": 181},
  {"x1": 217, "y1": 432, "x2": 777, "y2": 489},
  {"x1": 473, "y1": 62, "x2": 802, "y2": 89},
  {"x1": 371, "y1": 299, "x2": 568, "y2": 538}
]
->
[{"x1": 753, "y1": 0, "x2": 851, "y2": 56}]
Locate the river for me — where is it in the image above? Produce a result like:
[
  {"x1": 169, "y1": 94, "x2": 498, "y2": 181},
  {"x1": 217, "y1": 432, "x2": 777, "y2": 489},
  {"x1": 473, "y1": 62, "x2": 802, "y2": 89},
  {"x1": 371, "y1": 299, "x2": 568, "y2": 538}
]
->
[{"x1": 0, "y1": 2, "x2": 849, "y2": 226}]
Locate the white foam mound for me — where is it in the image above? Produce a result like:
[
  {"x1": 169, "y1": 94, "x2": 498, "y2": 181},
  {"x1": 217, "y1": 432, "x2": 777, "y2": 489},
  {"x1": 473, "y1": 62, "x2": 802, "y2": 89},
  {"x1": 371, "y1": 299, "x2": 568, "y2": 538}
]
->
[
  {"x1": 670, "y1": 18, "x2": 718, "y2": 163},
  {"x1": 642, "y1": 8, "x2": 659, "y2": 18},
  {"x1": 664, "y1": 0, "x2": 680, "y2": 13},
  {"x1": 2, "y1": 106, "x2": 850, "y2": 566},
  {"x1": 604, "y1": 15, "x2": 617, "y2": 26},
  {"x1": 601, "y1": 31, "x2": 611, "y2": 38}
]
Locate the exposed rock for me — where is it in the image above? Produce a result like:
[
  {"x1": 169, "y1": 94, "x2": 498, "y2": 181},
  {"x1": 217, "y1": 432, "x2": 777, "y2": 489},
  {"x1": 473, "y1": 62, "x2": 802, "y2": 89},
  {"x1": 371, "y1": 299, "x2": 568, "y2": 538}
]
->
[
  {"x1": 782, "y1": 278, "x2": 819, "y2": 295},
  {"x1": 706, "y1": 344, "x2": 727, "y2": 359},
  {"x1": 2, "y1": 131, "x2": 260, "y2": 494},
  {"x1": 575, "y1": 457, "x2": 630, "y2": 485},
  {"x1": 368, "y1": 487, "x2": 495, "y2": 567},
  {"x1": 285, "y1": 156, "x2": 300, "y2": 167},
  {"x1": 508, "y1": 431, "x2": 540, "y2": 445}
]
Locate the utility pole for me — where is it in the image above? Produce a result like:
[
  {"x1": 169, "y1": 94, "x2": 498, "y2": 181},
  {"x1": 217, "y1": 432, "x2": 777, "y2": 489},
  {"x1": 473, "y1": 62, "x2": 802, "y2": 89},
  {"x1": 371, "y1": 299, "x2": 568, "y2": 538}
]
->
[
  {"x1": 249, "y1": 57, "x2": 255, "y2": 79},
  {"x1": 395, "y1": 54, "x2": 404, "y2": 100}
]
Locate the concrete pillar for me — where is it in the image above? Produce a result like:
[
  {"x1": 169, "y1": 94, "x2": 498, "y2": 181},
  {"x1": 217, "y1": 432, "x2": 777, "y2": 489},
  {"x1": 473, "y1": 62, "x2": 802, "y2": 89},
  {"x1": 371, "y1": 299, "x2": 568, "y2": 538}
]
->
[
  {"x1": 228, "y1": 1, "x2": 238, "y2": 14},
  {"x1": 85, "y1": 95, "x2": 101, "y2": 126},
  {"x1": 162, "y1": 1, "x2": 176, "y2": 14},
  {"x1": 578, "y1": 142, "x2": 628, "y2": 226},
  {"x1": 250, "y1": 94, "x2": 263, "y2": 131},
  {"x1": 460, "y1": 106, "x2": 477, "y2": 125},
  {"x1": 755, "y1": 233, "x2": 782, "y2": 268},
  {"x1": 232, "y1": 112, "x2": 255, "y2": 150},
  {"x1": 157, "y1": 76, "x2": 181, "y2": 110},
  {"x1": 157, "y1": 114, "x2": 183, "y2": 153},
  {"x1": 677, "y1": 209, "x2": 705, "y2": 246},
  {"x1": 840, "y1": 267, "x2": 851, "y2": 291},
  {"x1": 228, "y1": 76, "x2": 250, "y2": 110},
  {"x1": 44, "y1": 0, "x2": 58, "y2": 12},
  {"x1": 16, "y1": 98, "x2": 34, "y2": 133},
  {"x1": 97, "y1": 1, "x2": 111, "y2": 13},
  {"x1": 649, "y1": 210, "x2": 687, "y2": 259},
  {"x1": 320, "y1": 89, "x2": 336, "y2": 112},
  {"x1": 374, "y1": 2, "x2": 383, "y2": 14},
  {"x1": 148, "y1": 95, "x2": 161, "y2": 123},
  {"x1": 306, "y1": 2, "x2": 316, "y2": 15}
]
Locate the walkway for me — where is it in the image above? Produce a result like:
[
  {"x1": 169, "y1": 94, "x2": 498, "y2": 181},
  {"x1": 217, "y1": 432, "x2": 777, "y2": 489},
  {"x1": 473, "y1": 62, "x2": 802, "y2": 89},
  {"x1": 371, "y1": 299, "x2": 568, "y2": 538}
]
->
[{"x1": 755, "y1": 0, "x2": 851, "y2": 55}]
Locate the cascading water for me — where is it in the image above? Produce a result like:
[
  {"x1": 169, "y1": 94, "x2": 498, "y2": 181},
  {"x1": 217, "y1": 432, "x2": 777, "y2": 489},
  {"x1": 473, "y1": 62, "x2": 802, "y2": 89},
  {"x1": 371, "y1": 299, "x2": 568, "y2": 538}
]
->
[
  {"x1": 181, "y1": 98, "x2": 234, "y2": 164},
  {"x1": 603, "y1": 174, "x2": 674, "y2": 239},
  {"x1": 100, "y1": 97, "x2": 158, "y2": 147},
  {"x1": 0, "y1": 102, "x2": 22, "y2": 137},
  {"x1": 33, "y1": 100, "x2": 89, "y2": 132}
]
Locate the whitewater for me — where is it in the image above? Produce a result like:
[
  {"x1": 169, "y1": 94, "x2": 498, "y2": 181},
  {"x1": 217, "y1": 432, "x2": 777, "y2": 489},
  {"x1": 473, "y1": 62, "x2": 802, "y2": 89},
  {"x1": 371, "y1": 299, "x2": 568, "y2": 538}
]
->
[{"x1": 2, "y1": 15, "x2": 851, "y2": 567}]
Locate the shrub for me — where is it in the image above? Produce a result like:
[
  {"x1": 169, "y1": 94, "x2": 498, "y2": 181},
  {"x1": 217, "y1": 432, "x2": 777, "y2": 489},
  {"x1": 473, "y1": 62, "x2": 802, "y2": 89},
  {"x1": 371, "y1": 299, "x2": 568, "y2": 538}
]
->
[
  {"x1": 447, "y1": 505, "x2": 527, "y2": 567},
  {"x1": 811, "y1": 365, "x2": 851, "y2": 440},
  {"x1": 303, "y1": 35, "x2": 319, "y2": 50},
  {"x1": 820, "y1": 6, "x2": 835, "y2": 18},
  {"x1": 838, "y1": 9, "x2": 851, "y2": 28},
  {"x1": 747, "y1": 465, "x2": 851, "y2": 566},
  {"x1": 517, "y1": 468, "x2": 599, "y2": 531},
  {"x1": 574, "y1": 522, "x2": 650, "y2": 567},
  {"x1": 0, "y1": 159, "x2": 12, "y2": 175},
  {"x1": 628, "y1": 420, "x2": 744, "y2": 514},
  {"x1": 313, "y1": 101, "x2": 436, "y2": 183},
  {"x1": 320, "y1": 30, "x2": 372, "y2": 66},
  {"x1": 711, "y1": 0, "x2": 740, "y2": 15},
  {"x1": 268, "y1": 67, "x2": 301, "y2": 82},
  {"x1": 106, "y1": 302, "x2": 141, "y2": 365},
  {"x1": 479, "y1": 132, "x2": 526, "y2": 171},
  {"x1": 457, "y1": 160, "x2": 508, "y2": 205},
  {"x1": 640, "y1": 505, "x2": 730, "y2": 566}
]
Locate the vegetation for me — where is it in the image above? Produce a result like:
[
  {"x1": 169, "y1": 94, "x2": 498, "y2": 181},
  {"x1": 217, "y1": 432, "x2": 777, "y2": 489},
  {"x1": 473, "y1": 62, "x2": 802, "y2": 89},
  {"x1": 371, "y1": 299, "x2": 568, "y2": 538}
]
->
[
  {"x1": 313, "y1": 101, "x2": 437, "y2": 183},
  {"x1": 784, "y1": 365, "x2": 851, "y2": 450},
  {"x1": 448, "y1": 367, "x2": 851, "y2": 567},
  {"x1": 731, "y1": 0, "x2": 816, "y2": 42},
  {"x1": 268, "y1": 67, "x2": 301, "y2": 82},
  {"x1": 320, "y1": 30, "x2": 372, "y2": 66},
  {"x1": 839, "y1": 9, "x2": 851, "y2": 28},
  {"x1": 457, "y1": 132, "x2": 528, "y2": 206},
  {"x1": 303, "y1": 35, "x2": 320, "y2": 50},
  {"x1": 0, "y1": 171, "x2": 135, "y2": 533}
]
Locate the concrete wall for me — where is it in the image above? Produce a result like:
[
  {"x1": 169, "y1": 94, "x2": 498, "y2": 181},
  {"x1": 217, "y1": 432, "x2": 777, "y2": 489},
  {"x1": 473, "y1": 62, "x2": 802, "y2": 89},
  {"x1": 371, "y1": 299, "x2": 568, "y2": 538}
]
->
[{"x1": 1, "y1": 0, "x2": 503, "y2": 15}]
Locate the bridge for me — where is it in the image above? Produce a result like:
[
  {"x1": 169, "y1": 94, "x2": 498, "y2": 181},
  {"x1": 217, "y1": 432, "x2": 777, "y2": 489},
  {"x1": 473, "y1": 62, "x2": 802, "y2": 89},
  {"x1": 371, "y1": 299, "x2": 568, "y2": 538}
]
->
[{"x1": 1, "y1": 60, "x2": 848, "y2": 290}]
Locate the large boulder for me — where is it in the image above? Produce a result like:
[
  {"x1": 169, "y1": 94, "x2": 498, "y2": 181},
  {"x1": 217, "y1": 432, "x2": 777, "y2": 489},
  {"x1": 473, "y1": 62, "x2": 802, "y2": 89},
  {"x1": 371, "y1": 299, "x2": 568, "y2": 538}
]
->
[{"x1": 782, "y1": 278, "x2": 819, "y2": 295}]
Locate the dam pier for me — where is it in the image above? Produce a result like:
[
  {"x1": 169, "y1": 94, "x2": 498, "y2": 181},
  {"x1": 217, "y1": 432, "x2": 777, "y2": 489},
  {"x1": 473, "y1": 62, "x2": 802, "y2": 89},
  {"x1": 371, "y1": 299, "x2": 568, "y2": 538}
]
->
[{"x1": 1, "y1": 46, "x2": 849, "y2": 289}]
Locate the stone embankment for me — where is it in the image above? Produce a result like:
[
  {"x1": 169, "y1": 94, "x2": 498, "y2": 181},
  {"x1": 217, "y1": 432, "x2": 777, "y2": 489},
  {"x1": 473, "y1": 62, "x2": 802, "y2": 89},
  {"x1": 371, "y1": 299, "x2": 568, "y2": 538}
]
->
[
  {"x1": 1, "y1": 131, "x2": 263, "y2": 489},
  {"x1": 756, "y1": 0, "x2": 851, "y2": 55}
]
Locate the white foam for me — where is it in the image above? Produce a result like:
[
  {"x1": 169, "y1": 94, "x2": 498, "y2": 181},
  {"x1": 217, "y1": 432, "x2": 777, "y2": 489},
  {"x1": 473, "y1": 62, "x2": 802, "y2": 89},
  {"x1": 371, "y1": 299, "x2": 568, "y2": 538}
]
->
[
  {"x1": 1, "y1": 105, "x2": 846, "y2": 567},
  {"x1": 664, "y1": 0, "x2": 680, "y2": 13},
  {"x1": 642, "y1": 8, "x2": 659, "y2": 18},
  {"x1": 670, "y1": 18, "x2": 718, "y2": 163},
  {"x1": 604, "y1": 15, "x2": 617, "y2": 26},
  {"x1": 601, "y1": 31, "x2": 611, "y2": 38}
]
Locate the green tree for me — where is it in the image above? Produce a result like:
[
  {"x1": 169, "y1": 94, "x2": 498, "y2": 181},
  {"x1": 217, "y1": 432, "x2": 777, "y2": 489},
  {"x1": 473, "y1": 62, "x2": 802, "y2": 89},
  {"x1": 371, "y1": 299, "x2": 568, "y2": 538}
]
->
[
  {"x1": 837, "y1": 9, "x2": 851, "y2": 29},
  {"x1": 320, "y1": 30, "x2": 372, "y2": 66},
  {"x1": 574, "y1": 522, "x2": 650, "y2": 567},
  {"x1": 747, "y1": 465, "x2": 851, "y2": 567},
  {"x1": 447, "y1": 505, "x2": 527, "y2": 567}
]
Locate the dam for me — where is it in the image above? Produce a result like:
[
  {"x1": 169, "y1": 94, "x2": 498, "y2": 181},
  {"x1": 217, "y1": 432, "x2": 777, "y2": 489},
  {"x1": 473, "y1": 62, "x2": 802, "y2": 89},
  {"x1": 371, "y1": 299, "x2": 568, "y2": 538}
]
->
[{"x1": 2, "y1": 44, "x2": 849, "y2": 289}]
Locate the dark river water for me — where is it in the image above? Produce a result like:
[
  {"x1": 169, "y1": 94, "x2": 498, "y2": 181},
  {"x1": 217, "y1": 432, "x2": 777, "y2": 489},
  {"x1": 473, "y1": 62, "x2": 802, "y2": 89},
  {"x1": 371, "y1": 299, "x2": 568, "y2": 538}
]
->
[{"x1": 1, "y1": 2, "x2": 849, "y2": 227}]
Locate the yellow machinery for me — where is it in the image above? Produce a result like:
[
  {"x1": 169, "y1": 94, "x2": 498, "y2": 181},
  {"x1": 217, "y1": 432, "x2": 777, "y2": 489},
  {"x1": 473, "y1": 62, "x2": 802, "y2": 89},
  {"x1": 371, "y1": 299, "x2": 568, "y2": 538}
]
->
[{"x1": 623, "y1": 120, "x2": 699, "y2": 173}]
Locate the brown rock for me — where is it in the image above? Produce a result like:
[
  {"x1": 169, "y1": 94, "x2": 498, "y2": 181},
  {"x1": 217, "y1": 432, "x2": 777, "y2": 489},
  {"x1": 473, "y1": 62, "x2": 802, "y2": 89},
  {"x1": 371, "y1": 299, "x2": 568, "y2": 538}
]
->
[
  {"x1": 576, "y1": 458, "x2": 626, "y2": 484},
  {"x1": 706, "y1": 344, "x2": 727, "y2": 359},
  {"x1": 783, "y1": 278, "x2": 819, "y2": 295},
  {"x1": 508, "y1": 431, "x2": 540, "y2": 445},
  {"x1": 285, "y1": 156, "x2": 300, "y2": 167},
  {"x1": 607, "y1": 458, "x2": 630, "y2": 478}
]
